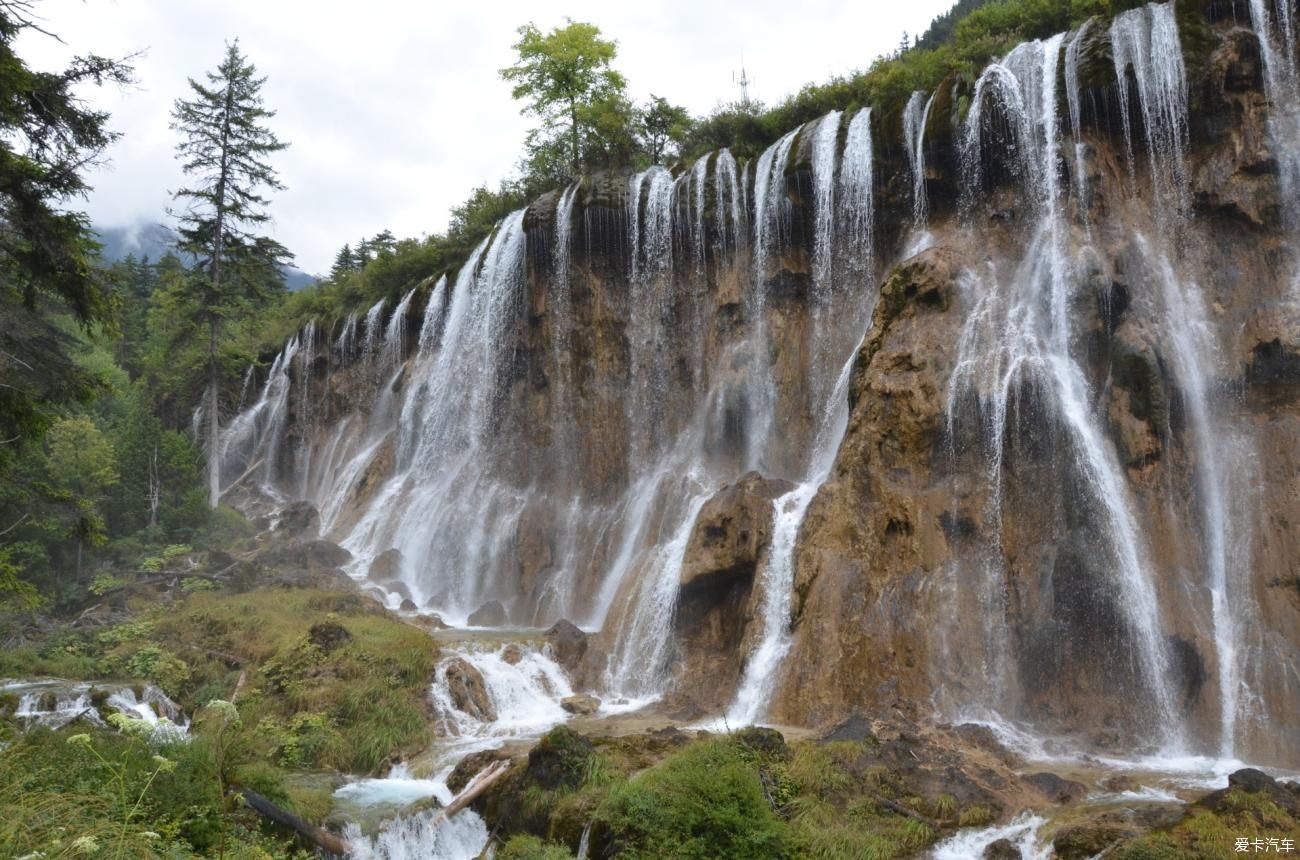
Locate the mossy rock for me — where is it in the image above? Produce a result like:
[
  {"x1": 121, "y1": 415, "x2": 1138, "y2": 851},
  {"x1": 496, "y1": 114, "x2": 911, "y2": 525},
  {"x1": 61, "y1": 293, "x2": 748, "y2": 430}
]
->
[{"x1": 526, "y1": 725, "x2": 595, "y2": 792}]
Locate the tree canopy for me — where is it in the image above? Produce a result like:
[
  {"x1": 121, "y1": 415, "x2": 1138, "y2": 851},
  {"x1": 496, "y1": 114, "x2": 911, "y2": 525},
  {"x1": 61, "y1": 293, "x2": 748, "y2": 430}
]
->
[{"x1": 500, "y1": 20, "x2": 628, "y2": 176}]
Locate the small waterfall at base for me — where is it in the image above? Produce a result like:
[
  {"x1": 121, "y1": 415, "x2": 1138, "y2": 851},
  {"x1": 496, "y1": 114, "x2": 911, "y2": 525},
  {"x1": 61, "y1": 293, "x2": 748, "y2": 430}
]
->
[{"x1": 930, "y1": 813, "x2": 1051, "y2": 860}]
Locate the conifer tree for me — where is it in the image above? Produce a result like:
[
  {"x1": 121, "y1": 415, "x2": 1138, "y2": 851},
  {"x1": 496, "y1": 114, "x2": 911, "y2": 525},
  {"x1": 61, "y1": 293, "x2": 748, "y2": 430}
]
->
[
  {"x1": 330, "y1": 243, "x2": 356, "y2": 278},
  {"x1": 169, "y1": 40, "x2": 290, "y2": 508}
]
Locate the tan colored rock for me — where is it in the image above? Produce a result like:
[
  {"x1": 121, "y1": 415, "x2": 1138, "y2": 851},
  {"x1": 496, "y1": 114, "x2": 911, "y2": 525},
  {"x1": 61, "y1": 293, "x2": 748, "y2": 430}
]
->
[
  {"x1": 443, "y1": 658, "x2": 496, "y2": 723},
  {"x1": 665, "y1": 473, "x2": 793, "y2": 715},
  {"x1": 560, "y1": 694, "x2": 600, "y2": 715}
]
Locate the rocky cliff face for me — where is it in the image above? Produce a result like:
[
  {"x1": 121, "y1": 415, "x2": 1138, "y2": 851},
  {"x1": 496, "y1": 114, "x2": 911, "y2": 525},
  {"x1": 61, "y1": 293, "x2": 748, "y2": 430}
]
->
[{"x1": 222, "y1": 2, "x2": 1300, "y2": 768}]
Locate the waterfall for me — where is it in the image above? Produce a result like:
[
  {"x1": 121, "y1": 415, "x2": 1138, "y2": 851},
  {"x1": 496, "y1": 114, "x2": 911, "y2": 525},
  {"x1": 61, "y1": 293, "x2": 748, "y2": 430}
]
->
[
  {"x1": 727, "y1": 108, "x2": 878, "y2": 725},
  {"x1": 362, "y1": 298, "x2": 386, "y2": 365},
  {"x1": 691, "y1": 154, "x2": 710, "y2": 276},
  {"x1": 714, "y1": 148, "x2": 744, "y2": 259},
  {"x1": 235, "y1": 364, "x2": 255, "y2": 414},
  {"x1": 295, "y1": 320, "x2": 319, "y2": 495},
  {"x1": 840, "y1": 108, "x2": 875, "y2": 275},
  {"x1": 747, "y1": 127, "x2": 802, "y2": 472},
  {"x1": 335, "y1": 312, "x2": 358, "y2": 364},
  {"x1": 417, "y1": 275, "x2": 448, "y2": 358},
  {"x1": 727, "y1": 356, "x2": 856, "y2": 725},
  {"x1": 1111, "y1": 2, "x2": 1189, "y2": 212},
  {"x1": 903, "y1": 90, "x2": 935, "y2": 228},
  {"x1": 1249, "y1": 0, "x2": 1300, "y2": 290},
  {"x1": 811, "y1": 110, "x2": 842, "y2": 294},
  {"x1": 1140, "y1": 239, "x2": 1242, "y2": 759},
  {"x1": 338, "y1": 211, "x2": 531, "y2": 619},
  {"x1": 382, "y1": 288, "x2": 416, "y2": 371},
  {"x1": 1064, "y1": 19, "x2": 1091, "y2": 219},
  {"x1": 219, "y1": 334, "x2": 300, "y2": 494},
  {"x1": 950, "y1": 31, "x2": 1183, "y2": 747}
]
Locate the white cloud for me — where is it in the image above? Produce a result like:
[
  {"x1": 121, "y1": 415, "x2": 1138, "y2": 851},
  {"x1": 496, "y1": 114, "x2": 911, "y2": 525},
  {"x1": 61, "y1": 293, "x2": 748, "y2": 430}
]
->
[{"x1": 16, "y1": 0, "x2": 953, "y2": 273}]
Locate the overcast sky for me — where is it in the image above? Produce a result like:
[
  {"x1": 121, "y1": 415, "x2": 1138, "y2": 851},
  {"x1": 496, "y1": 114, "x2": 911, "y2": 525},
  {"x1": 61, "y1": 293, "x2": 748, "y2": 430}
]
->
[{"x1": 18, "y1": 0, "x2": 953, "y2": 274}]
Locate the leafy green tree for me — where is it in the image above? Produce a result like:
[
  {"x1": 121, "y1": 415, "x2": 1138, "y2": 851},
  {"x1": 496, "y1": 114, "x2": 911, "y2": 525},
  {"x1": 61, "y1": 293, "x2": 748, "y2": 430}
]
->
[
  {"x1": 639, "y1": 95, "x2": 693, "y2": 164},
  {"x1": 44, "y1": 415, "x2": 118, "y2": 581},
  {"x1": 500, "y1": 20, "x2": 627, "y2": 176},
  {"x1": 170, "y1": 40, "x2": 290, "y2": 508}
]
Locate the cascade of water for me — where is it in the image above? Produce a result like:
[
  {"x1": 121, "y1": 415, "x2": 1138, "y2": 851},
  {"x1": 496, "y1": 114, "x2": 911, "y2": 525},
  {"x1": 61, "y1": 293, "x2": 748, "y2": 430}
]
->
[
  {"x1": 1064, "y1": 19, "x2": 1092, "y2": 219},
  {"x1": 1249, "y1": 0, "x2": 1300, "y2": 280},
  {"x1": 747, "y1": 127, "x2": 802, "y2": 471},
  {"x1": 727, "y1": 110, "x2": 878, "y2": 724},
  {"x1": 551, "y1": 183, "x2": 580, "y2": 465},
  {"x1": 1139, "y1": 239, "x2": 1240, "y2": 758},
  {"x1": 839, "y1": 108, "x2": 875, "y2": 275},
  {"x1": 691, "y1": 154, "x2": 710, "y2": 276},
  {"x1": 343, "y1": 212, "x2": 530, "y2": 619},
  {"x1": 603, "y1": 478, "x2": 712, "y2": 701},
  {"x1": 1112, "y1": 4, "x2": 1247, "y2": 756},
  {"x1": 344, "y1": 810, "x2": 488, "y2": 860},
  {"x1": 235, "y1": 364, "x2": 255, "y2": 414},
  {"x1": 1111, "y1": 3, "x2": 1188, "y2": 213},
  {"x1": 219, "y1": 335, "x2": 301, "y2": 494},
  {"x1": 335, "y1": 312, "x2": 359, "y2": 364},
  {"x1": 361, "y1": 298, "x2": 386, "y2": 366},
  {"x1": 714, "y1": 148, "x2": 744, "y2": 260},
  {"x1": 627, "y1": 166, "x2": 678, "y2": 462},
  {"x1": 417, "y1": 275, "x2": 448, "y2": 359},
  {"x1": 950, "y1": 32, "x2": 1183, "y2": 747},
  {"x1": 727, "y1": 356, "x2": 856, "y2": 724},
  {"x1": 295, "y1": 321, "x2": 319, "y2": 496},
  {"x1": 903, "y1": 91, "x2": 935, "y2": 227},
  {"x1": 931, "y1": 814, "x2": 1051, "y2": 860},
  {"x1": 811, "y1": 110, "x2": 842, "y2": 295},
  {"x1": 382, "y1": 288, "x2": 416, "y2": 371}
]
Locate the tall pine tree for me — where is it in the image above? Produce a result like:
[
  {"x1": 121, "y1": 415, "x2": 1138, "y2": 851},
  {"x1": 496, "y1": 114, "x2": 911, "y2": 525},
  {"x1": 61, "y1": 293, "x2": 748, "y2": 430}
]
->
[{"x1": 169, "y1": 40, "x2": 289, "y2": 508}]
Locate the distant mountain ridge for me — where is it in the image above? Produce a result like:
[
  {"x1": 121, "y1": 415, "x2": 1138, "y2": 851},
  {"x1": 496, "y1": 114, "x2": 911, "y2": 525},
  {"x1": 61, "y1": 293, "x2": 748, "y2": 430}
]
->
[{"x1": 94, "y1": 220, "x2": 317, "y2": 292}]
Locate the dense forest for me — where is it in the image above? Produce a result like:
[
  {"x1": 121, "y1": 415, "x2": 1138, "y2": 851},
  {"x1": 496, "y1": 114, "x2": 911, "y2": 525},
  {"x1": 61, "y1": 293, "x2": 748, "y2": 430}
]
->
[{"x1": 3, "y1": 0, "x2": 1291, "y2": 855}]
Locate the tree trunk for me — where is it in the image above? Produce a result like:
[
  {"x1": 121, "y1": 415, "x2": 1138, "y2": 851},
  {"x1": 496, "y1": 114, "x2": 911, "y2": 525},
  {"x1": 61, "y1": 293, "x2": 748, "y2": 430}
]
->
[
  {"x1": 206, "y1": 85, "x2": 233, "y2": 510},
  {"x1": 207, "y1": 317, "x2": 221, "y2": 508},
  {"x1": 236, "y1": 788, "x2": 350, "y2": 855},
  {"x1": 570, "y1": 98, "x2": 579, "y2": 175}
]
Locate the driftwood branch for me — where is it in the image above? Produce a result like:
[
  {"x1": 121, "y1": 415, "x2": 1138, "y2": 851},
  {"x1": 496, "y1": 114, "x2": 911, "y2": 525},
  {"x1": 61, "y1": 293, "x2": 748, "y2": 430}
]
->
[
  {"x1": 236, "y1": 787, "x2": 350, "y2": 855},
  {"x1": 867, "y1": 790, "x2": 942, "y2": 830},
  {"x1": 222, "y1": 457, "x2": 265, "y2": 494},
  {"x1": 0, "y1": 513, "x2": 29, "y2": 538}
]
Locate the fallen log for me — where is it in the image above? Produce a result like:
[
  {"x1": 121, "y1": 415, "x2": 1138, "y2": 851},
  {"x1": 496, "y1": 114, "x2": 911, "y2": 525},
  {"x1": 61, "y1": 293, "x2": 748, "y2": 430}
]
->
[
  {"x1": 436, "y1": 758, "x2": 511, "y2": 821},
  {"x1": 867, "y1": 789, "x2": 942, "y2": 831},
  {"x1": 236, "y1": 786, "x2": 350, "y2": 855}
]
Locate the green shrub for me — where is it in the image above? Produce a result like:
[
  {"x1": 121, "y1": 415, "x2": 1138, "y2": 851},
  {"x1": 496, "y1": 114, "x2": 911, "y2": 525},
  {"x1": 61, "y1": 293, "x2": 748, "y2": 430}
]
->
[
  {"x1": 594, "y1": 738, "x2": 785, "y2": 860},
  {"x1": 498, "y1": 834, "x2": 576, "y2": 860}
]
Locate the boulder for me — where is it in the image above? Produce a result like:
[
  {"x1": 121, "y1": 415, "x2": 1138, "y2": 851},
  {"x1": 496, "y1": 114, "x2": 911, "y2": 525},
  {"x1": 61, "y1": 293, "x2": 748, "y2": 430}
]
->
[
  {"x1": 666, "y1": 473, "x2": 794, "y2": 714},
  {"x1": 501, "y1": 644, "x2": 524, "y2": 665},
  {"x1": 983, "y1": 839, "x2": 1021, "y2": 860},
  {"x1": 679, "y1": 472, "x2": 793, "y2": 590},
  {"x1": 276, "y1": 501, "x2": 321, "y2": 540},
  {"x1": 367, "y1": 548, "x2": 404, "y2": 582},
  {"x1": 543, "y1": 620, "x2": 588, "y2": 673},
  {"x1": 308, "y1": 621, "x2": 352, "y2": 653},
  {"x1": 399, "y1": 599, "x2": 417, "y2": 612},
  {"x1": 559, "y1": 694, "x2": 601, "y2": 715},
  {"x1": 443, "y1": 658, "x2": 496, "y2": 722},
  {"x1": 467, "y1": 600, "x2": 508, "y2": 627},
  {"x1": 1025, "y1": 772, "x2": 1088, "y2": 805},
  {"x1": 821, "y1": 714, "x2": 876, "y2": 743}
]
